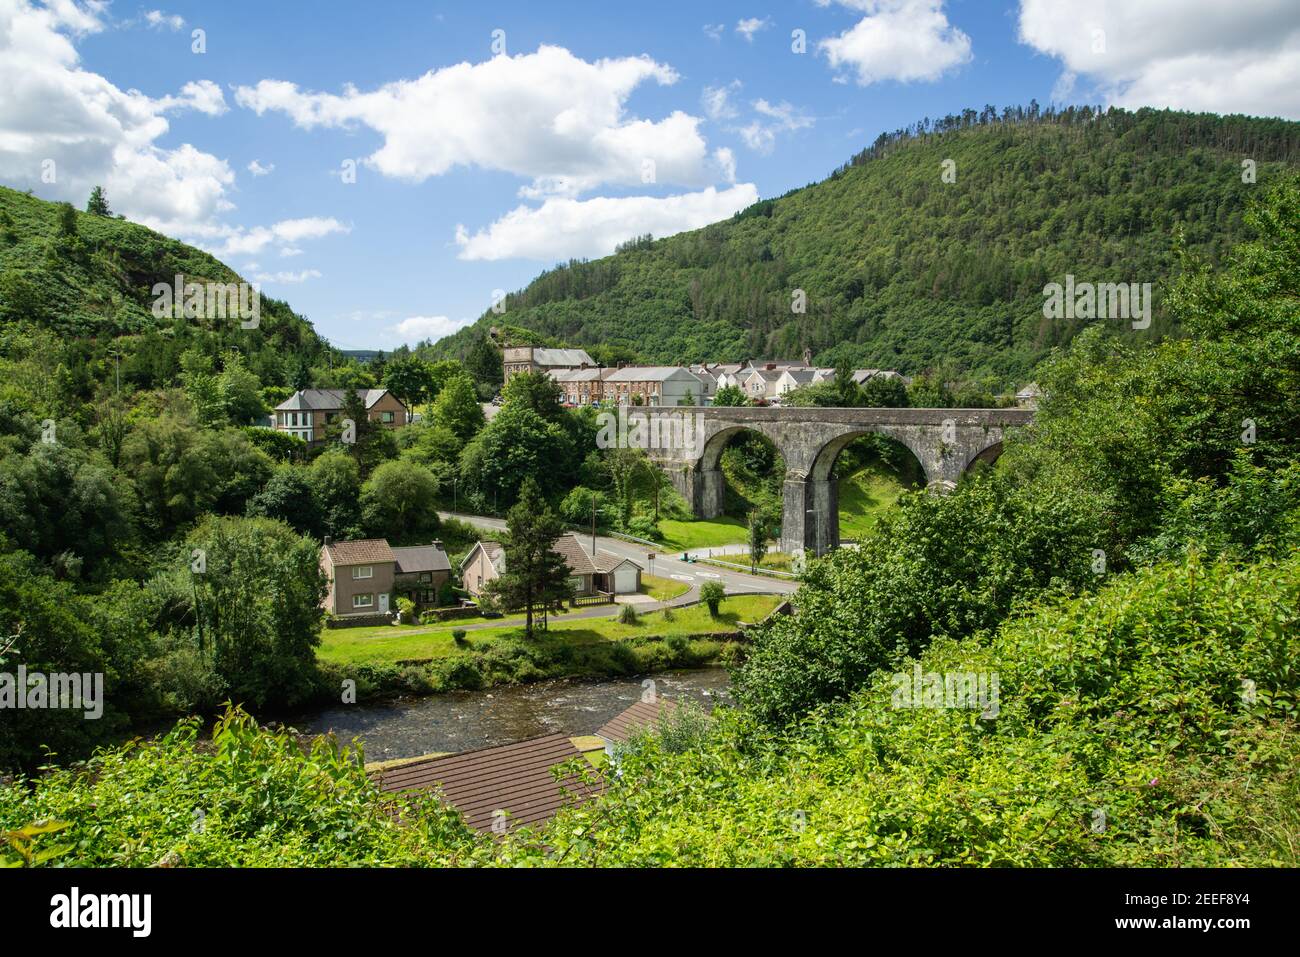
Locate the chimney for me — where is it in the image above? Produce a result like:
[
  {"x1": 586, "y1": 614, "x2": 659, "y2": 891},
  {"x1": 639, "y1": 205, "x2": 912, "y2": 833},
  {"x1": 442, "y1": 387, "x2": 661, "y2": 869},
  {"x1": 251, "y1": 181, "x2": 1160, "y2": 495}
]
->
[
  {"x1": 766, "y1": 362, "x2": 776, "y2": 371},
  {"x1": 432, "y1": 539, "x2": 442, "y2": 548},
  {"x1": 617, "y1": 360, "x2": 626, "y2": 369},
  {"x1": 803, "y1": 347, "x2": 813, "y2": 366},
  {"x1": 324, "y1": 535, "x2": 332, "y2": 547}
]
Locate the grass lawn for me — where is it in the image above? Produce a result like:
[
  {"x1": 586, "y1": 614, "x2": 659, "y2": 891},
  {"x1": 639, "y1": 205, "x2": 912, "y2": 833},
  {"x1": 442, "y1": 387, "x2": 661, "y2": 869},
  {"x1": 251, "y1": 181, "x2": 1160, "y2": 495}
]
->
[
  {"x1": 837, "y1": 461, "x2": 916, "y2": 540},
  {"x1": 321, "y1": 614, "x2": 500, "y2": 642},
  {"x1": 700, "y1": 551, "x2": 795, "y2": 576},
  {"x1": 317, "y1": 594, "x2": 780, "y2": 667},
  {"x1": 640, "y1": 574, "x2": 691, "y2": 601},
  {"x1": 656, "y1": 516, "x2": 748, "y2": 550}
]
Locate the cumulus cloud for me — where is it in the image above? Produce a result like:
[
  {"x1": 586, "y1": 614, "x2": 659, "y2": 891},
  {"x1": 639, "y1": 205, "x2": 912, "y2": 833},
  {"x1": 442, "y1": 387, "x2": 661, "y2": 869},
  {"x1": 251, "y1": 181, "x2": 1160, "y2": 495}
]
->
[
  {"x1": 454, "y1": 183, "x2": 760, "y2": 261},
  {"x1": 235, "y1": 45, "x2": 713, "y2": 197},
  {"x1": 1018, "y1": 0, "x2": 1300, "y2": 119},
  {"x1": 247, "y1": 158, "x2": 274, "y2": 176},
  {"x1": 736, "y1": 17, "x2": 771, "y2": 42},
  {"x1": 388, "y1": 315, "x2": 475, "y2": 345},
  {"x1": 212, "y1": 216, "x2": 349, "y2": 257},
  {"x1": 0, "y1": 0, "x2": 238, "y2": 234},
  {"x1": 818, "y1": 0, "x2": 972, "y2": 84}
]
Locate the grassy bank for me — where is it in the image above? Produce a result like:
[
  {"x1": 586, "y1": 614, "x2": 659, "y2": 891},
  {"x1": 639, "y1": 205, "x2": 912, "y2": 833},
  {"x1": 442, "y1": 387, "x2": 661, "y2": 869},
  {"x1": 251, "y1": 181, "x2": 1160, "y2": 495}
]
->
[
  {"x1": 836, "y1": 461, "x2": 915, "y2": 540},
  {"x1": 312, "y1": 595, "x2": 779, "y2": 702},
  {"x1": 319, "y1": 594, "x2": 779, "y2": 667}
]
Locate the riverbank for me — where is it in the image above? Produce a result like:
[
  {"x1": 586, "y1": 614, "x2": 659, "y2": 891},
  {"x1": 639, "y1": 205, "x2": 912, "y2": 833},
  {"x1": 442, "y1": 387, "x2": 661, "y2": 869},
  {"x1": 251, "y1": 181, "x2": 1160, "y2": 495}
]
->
[{"x1": 312, "y1": 594, "x2": 778, "y2": 703}]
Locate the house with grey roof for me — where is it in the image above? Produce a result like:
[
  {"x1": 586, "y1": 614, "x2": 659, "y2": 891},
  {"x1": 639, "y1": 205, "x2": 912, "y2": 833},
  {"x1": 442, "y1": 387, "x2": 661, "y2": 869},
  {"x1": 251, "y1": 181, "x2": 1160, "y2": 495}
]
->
[
  {"x1": 321, "y1": 536, "x2": 450, "y2": 618},
  {"x1": 603, "y1": 366, "x2": 705, "y2": 406},
  {"x1": 502, "y1": 345, "x2": 596, "y2": 382},
  {"x1": 274, "y1": 388, "x2": 408, "y2": 444},
  {"x1": 461, "y1": 533, "x2": 642, "y2": 600}
]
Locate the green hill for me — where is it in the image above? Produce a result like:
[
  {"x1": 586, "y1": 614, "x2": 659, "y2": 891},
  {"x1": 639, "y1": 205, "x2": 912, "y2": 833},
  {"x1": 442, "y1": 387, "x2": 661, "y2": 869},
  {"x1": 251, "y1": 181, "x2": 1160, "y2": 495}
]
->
[
  {"x1": 433, "y1": 106, "x2": 1300, "y2": 382},
  {"x1": 0, "y1": 186, "x2": 328, "y2": 396}
]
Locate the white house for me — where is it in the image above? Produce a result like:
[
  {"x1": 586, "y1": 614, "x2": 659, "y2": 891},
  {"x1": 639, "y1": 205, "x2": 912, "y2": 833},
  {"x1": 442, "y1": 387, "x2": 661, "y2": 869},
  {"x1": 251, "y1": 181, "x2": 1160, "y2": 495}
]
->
[{"x1": 741, "y1": 366, "x2": 785, "y2": 400}]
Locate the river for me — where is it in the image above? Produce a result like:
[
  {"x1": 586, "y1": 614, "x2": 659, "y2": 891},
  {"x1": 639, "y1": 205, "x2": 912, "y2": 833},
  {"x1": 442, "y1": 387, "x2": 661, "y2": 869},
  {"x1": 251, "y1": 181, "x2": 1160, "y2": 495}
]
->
[{"x1": 289, "y1": 666, "x2": 732, "y2": 762}]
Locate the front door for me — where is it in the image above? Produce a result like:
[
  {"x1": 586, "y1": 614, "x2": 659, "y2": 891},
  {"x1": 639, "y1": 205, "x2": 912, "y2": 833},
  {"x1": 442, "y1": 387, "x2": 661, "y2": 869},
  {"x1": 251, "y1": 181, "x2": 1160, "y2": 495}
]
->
[{"x1": 378, "y1": 593, "x2": 389, "y2": 615}]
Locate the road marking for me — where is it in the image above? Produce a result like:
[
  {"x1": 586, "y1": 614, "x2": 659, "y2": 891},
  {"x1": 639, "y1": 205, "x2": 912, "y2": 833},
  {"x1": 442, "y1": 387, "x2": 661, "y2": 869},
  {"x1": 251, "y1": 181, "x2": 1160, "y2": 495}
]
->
[
  {"x1": 696, "y1": 571, "x2": 722, "y2": 579},
  {"x1": 670, "y1": 573, "x2": 695, "y2": 582}
]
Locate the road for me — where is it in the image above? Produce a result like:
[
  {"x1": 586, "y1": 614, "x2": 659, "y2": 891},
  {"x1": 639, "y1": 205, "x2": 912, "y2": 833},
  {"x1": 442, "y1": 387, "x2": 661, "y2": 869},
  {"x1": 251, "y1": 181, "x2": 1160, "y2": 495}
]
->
[{"x1": 437, "y1": 510, "x2": 798, "y2": 600}]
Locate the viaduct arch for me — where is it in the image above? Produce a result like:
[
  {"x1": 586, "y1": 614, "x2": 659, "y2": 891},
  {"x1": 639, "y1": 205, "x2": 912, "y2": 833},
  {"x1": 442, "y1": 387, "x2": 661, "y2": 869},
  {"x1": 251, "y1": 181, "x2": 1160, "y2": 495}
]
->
[{"x1": 625, "y1": 406, "x2": 1034, "y2": 556}]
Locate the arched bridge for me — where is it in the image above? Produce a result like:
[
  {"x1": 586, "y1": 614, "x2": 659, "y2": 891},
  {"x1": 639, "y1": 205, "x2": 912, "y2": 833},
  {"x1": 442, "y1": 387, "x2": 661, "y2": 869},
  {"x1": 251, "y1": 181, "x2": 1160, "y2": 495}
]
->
[{"x1": 623, "y1": 406, "x2": 1035, "y2": 556}]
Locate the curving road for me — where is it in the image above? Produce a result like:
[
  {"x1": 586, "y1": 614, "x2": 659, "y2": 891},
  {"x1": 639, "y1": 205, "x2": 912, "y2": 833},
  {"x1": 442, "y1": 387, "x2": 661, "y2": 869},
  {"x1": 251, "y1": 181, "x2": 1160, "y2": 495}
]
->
[{"x1": 437, "y1": 510, "x2": 798, "y2": 606}]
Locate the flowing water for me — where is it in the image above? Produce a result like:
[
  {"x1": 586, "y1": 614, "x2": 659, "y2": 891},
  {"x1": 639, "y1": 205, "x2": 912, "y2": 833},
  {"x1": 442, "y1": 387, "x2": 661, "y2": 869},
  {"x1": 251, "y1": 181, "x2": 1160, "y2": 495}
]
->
[{"x1": 289, "y1": 666, "x2": 732, "y2": 762}]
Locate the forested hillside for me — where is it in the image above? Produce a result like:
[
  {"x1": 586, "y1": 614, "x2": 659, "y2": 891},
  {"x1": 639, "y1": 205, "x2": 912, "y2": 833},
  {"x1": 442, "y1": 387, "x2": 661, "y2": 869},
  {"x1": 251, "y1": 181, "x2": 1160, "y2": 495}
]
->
[
  {"x1": 434, "y1": 106, "x2": 1300, "y2": 381},
  {"x1": 0, "y1": 186, "x2": 329, "y2": 396}
]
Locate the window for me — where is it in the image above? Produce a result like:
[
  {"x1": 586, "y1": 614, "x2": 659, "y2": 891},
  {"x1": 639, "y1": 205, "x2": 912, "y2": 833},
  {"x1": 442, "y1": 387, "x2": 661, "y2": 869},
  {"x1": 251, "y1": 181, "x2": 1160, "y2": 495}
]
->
[
  {"x1": 568, "y1": 576, "x2": 583, "y2": 591},
  {"x1": 419, "y1": 572, "x2": 432, "y2": 583},
  {"x1": 353, "y1": 594, "x2": 373, "y2": 608},
  {"x1": 352, "y1": 565, "x2": 373, "y2": 580},
  {"x1": 381, "y1": 411, "x2": 395, "y2": 423}
]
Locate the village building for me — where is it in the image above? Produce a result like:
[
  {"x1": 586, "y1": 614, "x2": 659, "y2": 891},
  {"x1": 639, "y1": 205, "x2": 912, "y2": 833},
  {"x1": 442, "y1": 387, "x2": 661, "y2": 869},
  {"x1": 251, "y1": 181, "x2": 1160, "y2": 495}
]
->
[
  {"x1": 371, "y1": 733, "x2": 603, "y2": 834},
  {"x1": 597, "y1": 696, "x2": 680, "y2": 757},
  {"x1": 273, "y1": 388, "x2": 408, "y2": 444},
  {"x1": 320, "y1": 537, "x2": 451, "y2": 618},
  {"x1": 501, "y1": 345, "x2": 595, "y2": 382},
  {"x1": 461, "y1": 533, "x2": 642, "y2": 600},
  {"x1": 602, "y1": 366, "x2": 706, "y2": 406}
]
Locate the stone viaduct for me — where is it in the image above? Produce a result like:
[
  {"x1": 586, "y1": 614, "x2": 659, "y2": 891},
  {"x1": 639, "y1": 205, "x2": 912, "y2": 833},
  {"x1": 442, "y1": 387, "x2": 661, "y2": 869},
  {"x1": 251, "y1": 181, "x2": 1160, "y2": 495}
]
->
[{"x1": 624, "y1": 406, "x2": 1035, "y2": 556}]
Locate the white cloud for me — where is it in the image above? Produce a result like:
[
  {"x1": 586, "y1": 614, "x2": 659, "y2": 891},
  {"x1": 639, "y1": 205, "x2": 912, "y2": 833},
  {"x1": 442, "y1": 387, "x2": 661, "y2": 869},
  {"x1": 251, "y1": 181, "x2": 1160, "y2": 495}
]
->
[
  {"x1": 736, "y1": 17, "x2": 771, "y2": 43},
  {"x1": 454, "y1": 183, "x2": 760, "y2": 261},
  {"x1": 1018, "y1": 0, "x2": 1300, "y2": 119},
  {"x1": 388, "y1": 315, "x2": 475, "y2": 345},
  {"x1": 144, "y1": 9, "x2": 184, "y2": 31},
  {"x1": 158, "y1": 79, "x2": 227, "y2": 116},
  {"x1": 713, "y1": 147, "x2": 737, "y2": 183},
  {"x1": 279, "y1": 245, "x2": 303, "y2": 257},
  {"x1": 736, "y1": 99, "x2": 814, "y2": 152},
  {"x1": 0, "y1": 0, "x2": 234, "y2": 233},
  {"x1": 818, "y1": 0, "x2": 972, "y2": 84},
  {"x1": 252, "y1": 268, "x2": 321, "y2": 284},
  {"x1": 235, "y1": 45, "x2": 714, "y2": 197},
  {"x1": 702, "y1": 81, "x2": 742, "y2": 120},
  {"x1": 247, "y1": 158, "x2": 274, "y2": 176},
  {"x1": 213, "y1": 216, "x2": 349, "y2": 256},
  {"x1": 703, "y1": 23, "x2": 725, "y2": 41}
]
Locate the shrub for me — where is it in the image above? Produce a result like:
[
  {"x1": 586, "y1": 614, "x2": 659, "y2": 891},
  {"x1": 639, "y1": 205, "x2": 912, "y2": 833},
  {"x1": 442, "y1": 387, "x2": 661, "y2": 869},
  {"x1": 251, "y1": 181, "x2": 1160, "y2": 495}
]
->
[
  {"x1": 699, "y1": 582, "x2": 726, "y2": 617},
  {"x1": 493, "y1": 551, "x2": 1300, "y2": 867},
  {"x1": 452, "y1": 629, "x2": 469, "y2": 649},
  {"x1": 618, "y1": 604, "x2": 640, "y2": 625}
]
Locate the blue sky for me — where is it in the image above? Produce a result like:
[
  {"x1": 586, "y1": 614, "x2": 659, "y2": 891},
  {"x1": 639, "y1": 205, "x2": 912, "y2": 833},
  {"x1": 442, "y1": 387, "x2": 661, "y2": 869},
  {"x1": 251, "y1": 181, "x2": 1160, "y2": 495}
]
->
[{"x1": 2, "y1": 1, "x2": 1298, "y2": 351}]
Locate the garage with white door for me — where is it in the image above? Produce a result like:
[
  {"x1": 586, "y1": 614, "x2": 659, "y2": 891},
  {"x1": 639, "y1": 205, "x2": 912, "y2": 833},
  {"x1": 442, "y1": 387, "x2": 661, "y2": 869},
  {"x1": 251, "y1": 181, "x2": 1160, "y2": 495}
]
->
[{"x1": 596, "y1": 555, "x2": 643, "y2": 595}]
